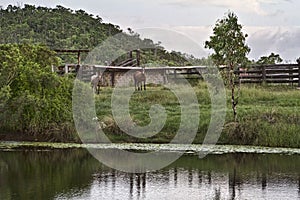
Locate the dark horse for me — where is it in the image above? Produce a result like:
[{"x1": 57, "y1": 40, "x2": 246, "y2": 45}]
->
[{"x1": 133, "y1": 69, "x2": 146, "y2": 91}]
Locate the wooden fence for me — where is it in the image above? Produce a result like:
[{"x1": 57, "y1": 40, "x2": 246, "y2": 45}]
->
[
  {"x1": 53, "y1": 65, "x2": 205, "y2": 86},
  {"x1": 54, "y1": 63, "x2": 300, "y2": 87},
  {"x1": 235, "y1": 63, "x2": 300, "y2": 86}
]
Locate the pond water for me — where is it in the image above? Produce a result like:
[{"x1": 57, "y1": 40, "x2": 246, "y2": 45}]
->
[{"x1": 0, "y1": 146, "x2": 299, "y2": 200}]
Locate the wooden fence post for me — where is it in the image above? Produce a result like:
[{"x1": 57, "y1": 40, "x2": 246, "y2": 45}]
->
[
  {"x1": 77, "y1": 51, "x2": 81, "y2": 65},
  {"x1": 289, "y1": 65, "x2": 293, "y2": 86},
  {"x1": 262, "y1": 65, "x2": 266, "y2": 84},
  {"x1": 297, "y1": 60, "x2": 300, "y2": 87},
  {"x1": 163, "y1": 69, "x2": 167, "y2": 84},
  {"x1": 111, "y1": 69, "x2": 115, "y2": 87},
  {"x1": 136, "y1": 49, "x2": 140, "y2": 66},
  {"x1": 65, "y1": 65, "x2": 69, "y2": 74},
  {"x1": 129, "y1": 51, "x2": 133, "y2": 59}
]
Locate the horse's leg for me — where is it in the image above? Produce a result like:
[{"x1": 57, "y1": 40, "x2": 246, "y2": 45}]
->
[
  {"x1": 143, "y1": 81, "x2": 146, "y2": 90},
  {"x1": 96, "y1": 84, "x2": 100, "y2": 94},
  {"x1": 98, "y1": 79, "x2": 101, "y2": 94}
]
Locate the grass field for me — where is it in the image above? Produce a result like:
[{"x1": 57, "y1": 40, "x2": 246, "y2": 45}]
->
[{"x1": 93, "y1": 82, "x2": 300, "y2": 148}]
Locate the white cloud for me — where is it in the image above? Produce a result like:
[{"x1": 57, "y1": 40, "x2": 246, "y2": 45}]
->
[
  {"x1": 168, "y1": 25, "x2": 300, "y2": 61},
  {"x1": 160, "y1": 0, "x2": 288, "y2": 16},
  {"x1": 137, "y1": 28, "x2": 207, "y2": 58},
  {"x1": 245, "y1": 26, "x2": 300, "y2": 61}
]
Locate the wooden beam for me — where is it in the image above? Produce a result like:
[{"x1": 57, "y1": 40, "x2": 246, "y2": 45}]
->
[
  {"x1": 54, "y1": 49, "x2": 90, "y2": 53},
  {"x1": 262, "y1": 66, "x2": 266, "y2": 83}
]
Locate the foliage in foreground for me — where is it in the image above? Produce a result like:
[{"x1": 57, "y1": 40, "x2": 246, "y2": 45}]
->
[{"x1": 0, "y1": 44, "x2": 78, "y2": 141}]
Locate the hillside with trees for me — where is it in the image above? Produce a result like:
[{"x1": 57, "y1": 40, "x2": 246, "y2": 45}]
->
[
  {"x1": 0, "y1": 4, "x2": 194, "y2": 66},
  {"x1": 0, "y1": 5, "x2": 121, "y2": 49}
]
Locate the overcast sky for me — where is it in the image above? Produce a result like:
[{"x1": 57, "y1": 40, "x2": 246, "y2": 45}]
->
[{"x1": 2, "y1": 0, "x2": 300, "y2": 62}]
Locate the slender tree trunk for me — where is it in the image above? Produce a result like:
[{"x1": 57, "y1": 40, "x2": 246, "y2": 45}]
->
[{"x1": 229, "y1": 63, "x2": 238, "y2": 122}]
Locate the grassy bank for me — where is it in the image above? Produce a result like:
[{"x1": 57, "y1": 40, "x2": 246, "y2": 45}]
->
[{"x1": 93, "y1": 82, "x2": 300, "y2": 148}]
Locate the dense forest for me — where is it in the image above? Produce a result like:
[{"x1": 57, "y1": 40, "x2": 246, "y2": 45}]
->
[
  {"x1": 0, "y1": 4, "x2": 197, "y2": 66},
  {"x1": 0, "y1": 5, "x2": 120, "y2": 49}
]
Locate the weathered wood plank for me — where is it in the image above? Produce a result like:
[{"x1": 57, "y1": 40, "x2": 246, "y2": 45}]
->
[
  {"x1": 250, "y1": 64, "x2": 298, "y2": 68},
  {"x1": 266, "y1": 74, "x2": 299, "y2": 79},
  {"x1": 265, "y1": 79, "x2": 298, "y2": 83},
  {"x1": 239, "y1": 79, "x2": 263, "y2": 83},
  {"x1": 235, "y1": 70, "x2": 262, "y2": 74},
  {"x1": 239, "y1": 75, "x2": 262, "y2": 79},
  {"x1": 265, "y1": 69, "x2": 299, "y2": 74}
]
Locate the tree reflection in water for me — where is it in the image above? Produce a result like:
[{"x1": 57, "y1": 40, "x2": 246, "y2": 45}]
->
[{"x1": 0, "y1": 149, "x2": 299, "y2": 199}]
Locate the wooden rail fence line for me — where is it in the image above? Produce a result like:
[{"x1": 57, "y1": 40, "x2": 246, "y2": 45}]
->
[
  {"x1": 52, "y1": 65, "x2": 205, "y2": 86},
  {"x1": 235, "y1": 63, "x2": 300, "y2": 87},
  {"x1": 52, "y1": 63, "x2": 300, "y2": 87}
]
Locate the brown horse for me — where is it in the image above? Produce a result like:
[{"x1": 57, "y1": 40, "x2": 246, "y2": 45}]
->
[{"x1": 133, "y1": 69, "x2": 146, "y2": 91}]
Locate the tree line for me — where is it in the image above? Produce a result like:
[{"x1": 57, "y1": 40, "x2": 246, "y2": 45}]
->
[{"x1": 0, "y1": 4, "x2": 194, "y2": 66}]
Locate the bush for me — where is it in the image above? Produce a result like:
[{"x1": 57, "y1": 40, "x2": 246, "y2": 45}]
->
[{"x1": 0, "y1": 44, "x2": 78, "y2": 142}]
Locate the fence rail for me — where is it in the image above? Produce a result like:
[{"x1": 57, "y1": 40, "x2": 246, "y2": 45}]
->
[{"x1": 235, "y1": 63, "x2": 300, "y2": 86}]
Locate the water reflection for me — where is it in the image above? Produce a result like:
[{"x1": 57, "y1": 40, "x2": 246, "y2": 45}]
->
[
  {"x1": 298, "y1": 175, "x2": 300, "y2": 195},
  {"x1": 0, "y1": 149, "x2": 299, "y2": 199}
]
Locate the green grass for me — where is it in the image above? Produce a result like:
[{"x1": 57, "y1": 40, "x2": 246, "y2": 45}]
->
[{"x1": 94, "y1": 82, "x2": 300, "y2": 148}]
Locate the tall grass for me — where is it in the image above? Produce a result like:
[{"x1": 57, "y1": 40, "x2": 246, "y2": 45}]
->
[{"x1": 95, "y1": 82, "x2": 300, "y2": 148}]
